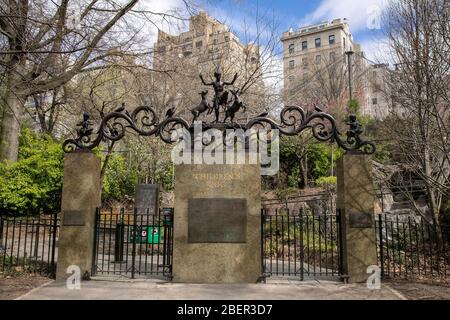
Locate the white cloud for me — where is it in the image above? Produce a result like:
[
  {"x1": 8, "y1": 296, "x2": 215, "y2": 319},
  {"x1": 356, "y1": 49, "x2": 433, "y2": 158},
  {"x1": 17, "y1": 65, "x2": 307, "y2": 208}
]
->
[
  {"x1": 140, "y1": 0, "x2": 184, "y2": 13},
  {"x1": 135, "y1": 0, "x2": 191, "y2": 46},
  {"x1": 300, "y1": 0, "x2": 390, "y2": 33}
]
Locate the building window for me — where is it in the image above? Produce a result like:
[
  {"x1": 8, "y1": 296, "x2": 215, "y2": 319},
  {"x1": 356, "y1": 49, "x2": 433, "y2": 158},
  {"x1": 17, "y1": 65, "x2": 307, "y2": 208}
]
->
[
  {"x1": 213, "y1": 39, "x2": 218, "y2": 45},
  {"x1": 315, "y1": 38, "x2": 321, "y2": 48},
  {"x1": 329, "y1": 34, "x2": 335, "y2": 45},
  {"x1": 303, "y1": 73, "x2": 309, "y2": 82},
  {"x1": 330, "y1": 51, "x2": 336, "y2": 62},
  {"x1": 225, "y1": 36, "x2": 230, "y2": 41},
  {"x1": 251, "y1": 56, "x2": 257, "y2": 63},
  {"x1": 195, "y1": 41, "x2": 202, "y2": 48},
  {"x1": 302, "y1": 57, "x2": 308, "y2": 68},
  {"x1": 343, "y1": 37, "x2": 346, "y2": 50},
  {"x1": 302, "y1": 41, "x2": 308, "y2": 50},
  {"x1": 289, "y1": 60, "x2": 295, "y2": 69},
  {"x1": 289, "y1": 43, "x2": 295, "y2": 54},
  {"x1": 372, "y1": 98, "x2": 378, "y2": 105},
  {"x1": 288, "y1": 75, "x2": 295, "y2": 82},
  {"x1": 315, "y1": 54, "x2": 321, "y2": 64}
]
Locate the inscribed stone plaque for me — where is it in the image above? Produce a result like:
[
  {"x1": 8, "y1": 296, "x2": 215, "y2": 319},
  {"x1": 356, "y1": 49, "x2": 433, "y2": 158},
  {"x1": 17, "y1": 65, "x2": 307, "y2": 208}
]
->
[
  {"x1": 63, "y1": 210, "x2": 85, "y2": 226},
  {"x1": 136, "y1": 184, "x2": 159, "y2": 215},
  {"x1": 348, "y1": 211, "x2": 373, "y2": 228},
  {"x1": 188, "y1": 198, "x2": 247, "y2": 243}
]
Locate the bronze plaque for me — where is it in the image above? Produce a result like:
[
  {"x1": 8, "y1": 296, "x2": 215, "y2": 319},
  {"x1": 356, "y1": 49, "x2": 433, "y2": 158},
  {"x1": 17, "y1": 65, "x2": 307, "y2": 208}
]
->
[
  {"x1": 63, "y1": 210, "x2": 85, "y2": 226},
  {"x1": 348, "y1": 211, "x2": 373, "y2": 228},
  {"x1": 188, "y1": 198, "x2": 247, "y2": 243}
]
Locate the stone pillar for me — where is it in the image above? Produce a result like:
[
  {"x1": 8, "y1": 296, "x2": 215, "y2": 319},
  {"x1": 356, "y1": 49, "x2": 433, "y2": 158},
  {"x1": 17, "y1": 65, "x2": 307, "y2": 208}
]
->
[
  {"x1": 337, "y1": 153, "x2": 377, "y2": 283},
  {"x1": 173, "y1": 162, "x2": 261, "y2": 283},
  {"x1": 56, "y1": 151, "x2": 101, "y2": 280}
]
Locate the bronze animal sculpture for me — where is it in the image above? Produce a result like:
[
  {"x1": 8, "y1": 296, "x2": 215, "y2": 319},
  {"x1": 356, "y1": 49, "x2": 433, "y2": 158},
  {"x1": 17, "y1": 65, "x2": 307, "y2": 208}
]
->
[
  {"x1": 191, "y1": 90, "x2": 212, "y2": 123},
  {"x1": 223, "y1": 89, "x2": 246, "y2": 123}
]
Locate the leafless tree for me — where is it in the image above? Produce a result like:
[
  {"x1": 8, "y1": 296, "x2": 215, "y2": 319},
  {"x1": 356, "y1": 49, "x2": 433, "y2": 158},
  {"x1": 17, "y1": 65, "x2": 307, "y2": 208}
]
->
[
  {"x1": 0, "y1": 0, "x2": 192, "y2": 162},
  {"x1": 380, "y1": 0, "x2": 450, "y2": 225},
  {"x1": 286, "y1": 50, "x2": 369, "y2": 122}
]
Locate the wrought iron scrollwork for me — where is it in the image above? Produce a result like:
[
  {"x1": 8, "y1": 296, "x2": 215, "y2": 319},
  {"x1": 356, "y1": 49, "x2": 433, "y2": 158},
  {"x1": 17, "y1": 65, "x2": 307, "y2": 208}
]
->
[
  {"x1": 157, "y1": 117, "x2": 190, "y2": 144},
  {"x1": 62, "y1": 72, "x2": 375, "y2": 155},
  {"x1": 62, "y1": 106, "x2": 159, "y2": 153},
  {"x1": 63, "y1": 106, "x2": 375, "y2": 155},
  {"x1": 245, "y1": 106, "x2": 375, "y2": 154}
]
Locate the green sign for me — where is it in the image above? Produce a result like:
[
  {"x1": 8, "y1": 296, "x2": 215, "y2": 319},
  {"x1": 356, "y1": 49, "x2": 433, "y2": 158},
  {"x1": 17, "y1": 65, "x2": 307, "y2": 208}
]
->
[{"x1": 130, "y1": 225, "x2": 161, "y2": 244}]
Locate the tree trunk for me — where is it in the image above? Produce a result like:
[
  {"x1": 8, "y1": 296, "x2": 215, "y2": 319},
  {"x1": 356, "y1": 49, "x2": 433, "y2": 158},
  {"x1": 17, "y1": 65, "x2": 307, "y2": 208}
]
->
[
  {"x1": 299, "y1": 156, "x2": 308, "y2": 189},
  {"x1": 0, "y1": 64, "x2": 26, "y2": 162},
  {"x1": 423, "y1": 147, "x2": 444, "y2": 249},
  {"x1": 100, "y1": 141, "x2": 116, "y2": 184}
]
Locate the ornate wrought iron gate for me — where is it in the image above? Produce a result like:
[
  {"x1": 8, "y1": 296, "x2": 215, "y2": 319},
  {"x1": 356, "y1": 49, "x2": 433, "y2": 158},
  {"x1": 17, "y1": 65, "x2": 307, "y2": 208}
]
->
[
  {"x1": 261, "y1": 208, "x2": 343, "y2": 281},
  {"x1": 92, "y1": 208, "x2": 173, "y2": 280}
]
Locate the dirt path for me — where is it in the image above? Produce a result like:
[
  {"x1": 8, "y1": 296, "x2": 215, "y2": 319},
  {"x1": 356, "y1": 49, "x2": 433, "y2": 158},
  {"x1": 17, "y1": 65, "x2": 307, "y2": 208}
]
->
[
  {"x1": 0, "y1": 274, "x2": 52, "y2": 300},
  {"x1": 387, "y1": 280, "x2": 450, "y2": 300}
]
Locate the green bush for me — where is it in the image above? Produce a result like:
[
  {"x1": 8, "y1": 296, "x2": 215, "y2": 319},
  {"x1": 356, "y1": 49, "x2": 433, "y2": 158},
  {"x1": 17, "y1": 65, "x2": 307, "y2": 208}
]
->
[
  {"x1": 316, "y1": 176, "x2": 337, "y2": 190},
  {"x1": 279, "y1": 135, "x2": 343, "y2": 189},
  {"x1": 307, "y1": 143, "x2": 331, "y2": 179},
  {"x1": 287, "y1": 165, "x2": 301, "y2": 188},
  {"x1": 348, "y1": 99, "x2": 360, "y2": 114},
  {"x1": 0, "y1": 128, "x2": 64, "y2": 215},
  {"x1": 102, "y1": 154, "x2": 137, "y2": 202}
]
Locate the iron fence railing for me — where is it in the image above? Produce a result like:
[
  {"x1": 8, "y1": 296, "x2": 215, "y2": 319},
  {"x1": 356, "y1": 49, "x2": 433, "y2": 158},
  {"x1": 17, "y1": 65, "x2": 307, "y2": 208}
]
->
[
  {"x1": 376, "y1": 214, "x2": 450, "y2": 282},
  {"x1": 261, "y1": 208, "x2": 343, "y2": 281},
  {"x1": 0, "y1": 213, "x2": 59, "y2": 278}
]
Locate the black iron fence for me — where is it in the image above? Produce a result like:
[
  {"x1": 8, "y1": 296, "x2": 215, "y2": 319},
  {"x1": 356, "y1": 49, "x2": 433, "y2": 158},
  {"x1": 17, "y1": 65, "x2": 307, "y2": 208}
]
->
[
  {"x1": 92, "y1": 207, "x2": 173, "y2": 280},
  {"x1": 0, "y1": 213, "x2": 59, "y2": 278},
  {"x1": 261, "y1": 208, "x2": 343, "y2": 281},
  {"x1": 376, "y1": 214, "x2": 450, "y2": 282}
]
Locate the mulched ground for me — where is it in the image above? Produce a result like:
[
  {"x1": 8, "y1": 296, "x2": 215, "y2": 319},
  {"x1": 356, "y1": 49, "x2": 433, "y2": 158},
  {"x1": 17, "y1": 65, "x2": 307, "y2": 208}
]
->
[
  {"x1": 386, "y1": 280, "x2": 450, "y2": 300},
  {"x1": 0, "y1": 273, "x2": 52, "y2": 300}
]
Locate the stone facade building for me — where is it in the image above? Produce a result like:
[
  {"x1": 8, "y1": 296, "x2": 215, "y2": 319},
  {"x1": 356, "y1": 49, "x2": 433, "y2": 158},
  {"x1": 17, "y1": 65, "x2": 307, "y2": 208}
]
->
[
  {"x1": 363, "y1": 63, "x2": 391, "y2": 119},
  {"x1": 281, "y1": 19, "x2": 389, "y2": 119},
  {"x1": 153, "y1": 12, "x2": 264, "y2": 120}
]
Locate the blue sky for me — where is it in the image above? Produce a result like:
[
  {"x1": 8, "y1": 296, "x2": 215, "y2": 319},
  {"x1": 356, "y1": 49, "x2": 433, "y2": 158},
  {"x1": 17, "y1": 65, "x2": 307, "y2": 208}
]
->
[
  {"x1": 140, "y1": 0, "x2": 391, "y2": 63},
  {"x1": 193, "y1": 0, "x2": 390, "y2": 62}
]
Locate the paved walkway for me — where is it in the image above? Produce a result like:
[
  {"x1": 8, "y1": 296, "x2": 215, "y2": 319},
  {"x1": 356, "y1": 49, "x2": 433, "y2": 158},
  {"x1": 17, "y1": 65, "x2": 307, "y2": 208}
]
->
[{"x1": 18, "y1": 279, "x2": 406, "y2": 300}]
